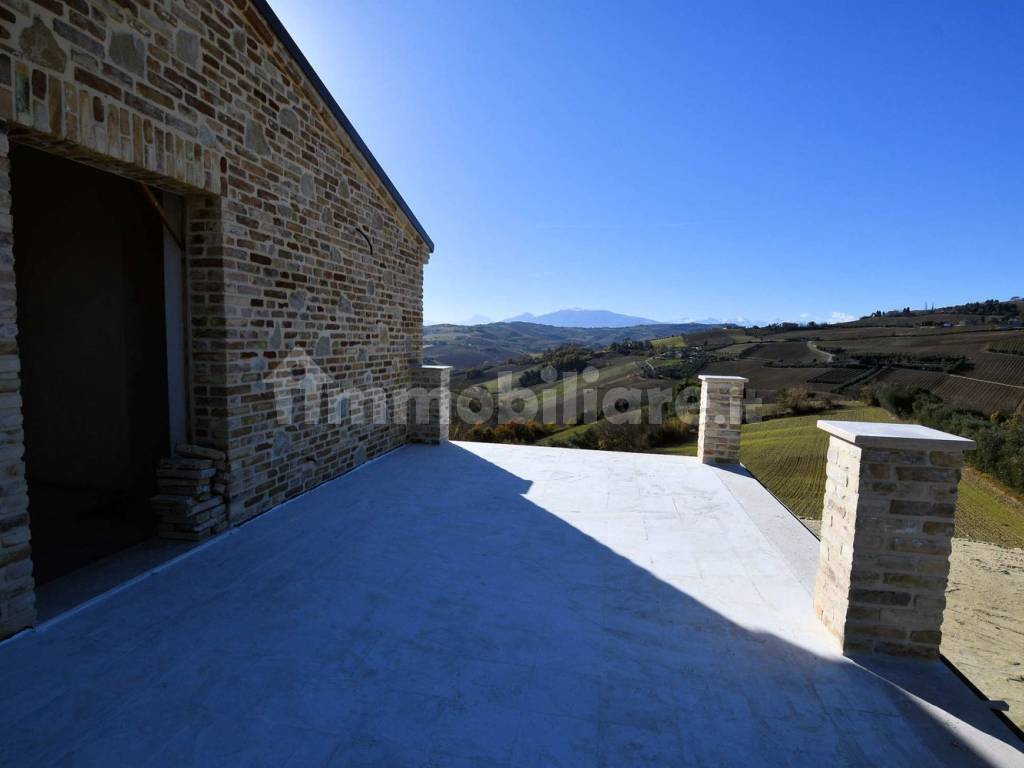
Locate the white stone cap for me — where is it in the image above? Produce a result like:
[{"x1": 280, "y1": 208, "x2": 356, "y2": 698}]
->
[
  {"x1": 698, "y1": 375, "x2": 749, "y2": 383},
  {"x1": 817, "y1": 420, "x2": 976, "y2": 452},
  {"x1": 419, "y1": 365, "x2": 453, "y2": 370}
]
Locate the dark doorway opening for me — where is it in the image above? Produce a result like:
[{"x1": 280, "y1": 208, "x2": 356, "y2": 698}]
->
[{"x1": 12, "y1": 145, "x2": 178, "y2": 588}]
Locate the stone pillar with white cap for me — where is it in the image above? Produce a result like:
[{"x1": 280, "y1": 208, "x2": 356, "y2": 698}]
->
[
  {"x1": 813, "y1": 420, "x2": 975, "y2": 658},
  {"x1": 696, "y1": 375, "x2": 747, "y2": 465}
]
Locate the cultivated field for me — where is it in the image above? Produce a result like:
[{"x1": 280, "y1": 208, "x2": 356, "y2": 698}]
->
[
  {"x1": 873, "y1": 368, "x2": 1024, "y2": 415},
  {"x1": 684, "y1": 329, "x2": 750, "y2": 348},
  {"x1": 698, "y1": 359, "x2": 835, "y2": 396},
  {"x1": 832, "y1": 329, "x2": 1024, "y2": 385},
  {"x1": 650, "y1": 335, "x2": 687, "y2": 350},
  {"x1": 991, "y1": 339, "x2": 1024, "y2": 356},
  {"x1": 806, "y1": 368, "x2": 865, "y2": 386},
  {"x1": 741, "y1": 340, "x2": 830, "y2": 365},
  {"x1": 431, "y1": 306, "x2": 1024, "y2": 416},
  {"x1": 686, "y1": 321, "x2": 1024, "y2": 414},
  {"x1": 736, "y1": 405, "x2": 1024, "y2": 548},
  {"x1": 448, "y1": 310, "x2": 1024, "y2": 450}
]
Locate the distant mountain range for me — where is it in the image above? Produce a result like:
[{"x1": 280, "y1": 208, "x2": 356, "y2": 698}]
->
[
  {"x1": 679, "y1": 316, "x2": 772, "y2": 327},
  {"x1": 429, "y1": 308, "x2": 835, "y2": 328},
  {"x1": 503, "y1": 308, "x2": 664, "y2": 328}
]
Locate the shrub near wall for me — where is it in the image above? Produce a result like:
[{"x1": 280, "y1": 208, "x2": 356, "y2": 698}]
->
[{"x1": 871, "y1": 386, "x2": 1024, "y2": 494}]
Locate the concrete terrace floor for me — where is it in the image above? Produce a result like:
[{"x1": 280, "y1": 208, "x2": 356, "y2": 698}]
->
[{"x1": 1, "y1": 442, "x2": 1022, "y2": 767}]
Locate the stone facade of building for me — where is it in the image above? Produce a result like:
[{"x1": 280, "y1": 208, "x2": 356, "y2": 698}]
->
[
  {"x1": 408, "y1": 365, "x2": 451, "y2": 445},
  {"x1": 0, "y1": 125, "x2": 34, "y2": 637},
  {"x1": 0, "y1": 0, "x2": 434, "y2": 638}
]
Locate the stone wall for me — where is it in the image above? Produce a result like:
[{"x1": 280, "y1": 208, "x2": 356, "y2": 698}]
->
[
  {"x1": 408, "y1": 365, "x2": 451, "y2": 444},
  {"x1": 814, "y1": 423, "x2": 974, "y2": 658},
  {"x1": 0, "y1": 0, "x2": 432, "y2": 635},
  {"x1": 696, "y1": 375, "x2": 746, "y2": 465},
  {"x1": 0, "y1": 124, "x2": 35, "y2": 637}
]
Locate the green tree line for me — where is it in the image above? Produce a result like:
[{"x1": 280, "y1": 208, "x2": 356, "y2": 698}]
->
[{"x1": 865, "y1": 385, "x2": 1024, "y2": 493}]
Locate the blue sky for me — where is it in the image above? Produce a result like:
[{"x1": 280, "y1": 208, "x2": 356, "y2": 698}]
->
[{"x1": 269, "y1": 1, "x2": 1023, "y2": 325}]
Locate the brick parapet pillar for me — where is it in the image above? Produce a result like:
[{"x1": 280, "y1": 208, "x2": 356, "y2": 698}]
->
[
  {"x1": 813, "y1": 420, "x2": 975, "y2": 658},
  {"x1": 696, "y1": 375, "x2": 747, "y2": 465},
  {"x1": 0, "y1": 123, "x2": 37, "y2": 639},
  {"x1": 408, "y1": 365, "x2": 451, "y2": 444}
]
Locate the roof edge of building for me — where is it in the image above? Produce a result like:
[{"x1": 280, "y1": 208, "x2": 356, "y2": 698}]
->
[{"x1": 250, "y1": 0, "x2": 435, "y2": 253}]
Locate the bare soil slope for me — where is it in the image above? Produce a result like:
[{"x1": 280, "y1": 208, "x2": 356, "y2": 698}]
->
[
  {"x1": 803, "y1": 517, "x2": 1024, "y2": 730},
  {"x1": 945, "y1": 539, "x2": 1024, "y2": 730}
]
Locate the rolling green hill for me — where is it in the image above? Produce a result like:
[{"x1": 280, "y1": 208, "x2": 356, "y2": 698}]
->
[
  {"x1": 437, "y1": 300, "x2": 1024, "y2": 437},
  {"x1": 738, "y1": 405, "x2": 1024, "y2": 548},
  {"x1": 653, "y1": 404, "x2": 1024, "y2": 547},
  {"x1": 424, "y1": 321, "x2": 723, "y2": 369}
]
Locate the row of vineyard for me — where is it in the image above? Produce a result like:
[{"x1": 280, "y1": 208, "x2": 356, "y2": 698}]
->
[
  {"x1": 874, "y1": 368, "x2": 1024, "y2": 415},
  {"x1": 990, "y1": 339, "x2": 1024, "y2": 356}
]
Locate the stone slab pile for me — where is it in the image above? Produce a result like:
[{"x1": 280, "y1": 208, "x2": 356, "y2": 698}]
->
[{"x1": 150, "y1": 444, "x2": 229, "y2": 542}]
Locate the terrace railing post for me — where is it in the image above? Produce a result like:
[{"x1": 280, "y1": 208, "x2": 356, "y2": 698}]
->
[
  {"x1": 696, "y1": 375, "x2": 748, "y2": 465},
  {"x1": 408, "y1": 365, "x2": 451, "y2": 444},
  {"x1": 813, "y1": 421, "x2": 975, "y2": 658}
]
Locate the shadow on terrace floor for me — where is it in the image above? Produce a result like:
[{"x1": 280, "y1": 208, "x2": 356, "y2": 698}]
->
[{"x1": 0, "y1": 442, "x2": 1020, "y2": 766}]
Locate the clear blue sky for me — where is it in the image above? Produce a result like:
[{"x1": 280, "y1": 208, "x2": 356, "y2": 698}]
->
[{"x1": 269, "y1": 0, "x2": 1023, "y2": 325}]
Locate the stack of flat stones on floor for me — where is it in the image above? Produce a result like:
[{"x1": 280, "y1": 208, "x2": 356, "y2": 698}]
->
[{"x1": 150, "y1": 444, "x2": 229, "y2": 541}]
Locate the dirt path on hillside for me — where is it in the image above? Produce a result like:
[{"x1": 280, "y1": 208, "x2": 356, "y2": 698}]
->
[
  {"x1": 800, "y1": 520, "x2": 1024, "y2": 729},
  {"x1": 807, "y1": 340, "x2": 834, "y2": 363}
]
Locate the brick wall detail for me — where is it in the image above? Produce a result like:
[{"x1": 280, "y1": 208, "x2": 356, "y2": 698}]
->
[
  {"x1": 0, "y1": 0, "x2": 434, "y2": 637},
  {"x1": 408, "y1": 365, "x2": 450, "y2": 445}
]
